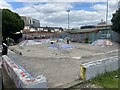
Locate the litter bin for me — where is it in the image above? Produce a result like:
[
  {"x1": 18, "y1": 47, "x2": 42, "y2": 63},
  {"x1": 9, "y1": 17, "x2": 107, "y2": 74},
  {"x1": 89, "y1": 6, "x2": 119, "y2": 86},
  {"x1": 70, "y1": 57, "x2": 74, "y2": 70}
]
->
[{"x1": 67, "y1": 39, "x2": 70, "y2": 44}]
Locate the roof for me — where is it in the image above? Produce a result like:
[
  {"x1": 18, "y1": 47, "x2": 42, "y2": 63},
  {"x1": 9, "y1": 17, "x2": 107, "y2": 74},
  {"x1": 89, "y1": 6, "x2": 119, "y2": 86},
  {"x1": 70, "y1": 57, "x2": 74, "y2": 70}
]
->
[
  {"x1": 22, "y1": 30, "x2": 55, "y2": 34},
  {"x1": 39, "y1": 27, "x2": 63, "y2": 29},
  {"x1": 66, "y1": 28, "x2": 100, "y2": 34},
  {"x1": 22, "y1": 29, "x2": 30, "y2": 32},
  {"x1": 66, "y1": 26, "x2": 111, "y2": 34}
]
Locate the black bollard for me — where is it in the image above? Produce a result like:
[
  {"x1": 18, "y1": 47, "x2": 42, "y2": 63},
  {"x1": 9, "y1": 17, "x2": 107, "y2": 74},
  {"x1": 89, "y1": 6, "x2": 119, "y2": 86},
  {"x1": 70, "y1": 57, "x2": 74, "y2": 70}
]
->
[
  {"x1": 67, "y1": 39, "x2": 69, "y2": 44},
  {"x1": 2, "y1": 43, "x2": 8, "y2": 55}
]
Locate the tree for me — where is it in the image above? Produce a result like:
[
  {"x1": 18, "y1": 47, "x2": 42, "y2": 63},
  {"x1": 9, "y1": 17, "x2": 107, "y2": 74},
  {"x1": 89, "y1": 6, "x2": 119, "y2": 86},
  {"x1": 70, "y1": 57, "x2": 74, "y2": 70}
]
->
[
  {"x1": 48, "y1": 27, "x2": 51, "y2": 32},
  {"x1": 2, "y1": 9, "x2": 24, "y2": 42},
  {"x1": 111, "y1": 9, "x2": 120, "y2": 34}
]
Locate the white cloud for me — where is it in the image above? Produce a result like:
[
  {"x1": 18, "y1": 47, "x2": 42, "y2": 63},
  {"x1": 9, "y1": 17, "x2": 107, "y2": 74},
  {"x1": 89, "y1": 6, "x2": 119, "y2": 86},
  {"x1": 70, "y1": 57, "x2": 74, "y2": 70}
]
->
[
  {"x1": 35, "y1": 3, "x2": 72, "y2": 14},
  {"x1": 5, "y1": 0, "x2": 120, "y2": 2},
  {"x1": 91, "y1": 0, "x2": 118, "y2": 25},
  {"x1": 109, "y1": 1, "x2": 118, "y2": 12},
  {"x1": 15, "y1": 1, "x2": 118, "y2": 28},
  {"x1": 91, "y1": 0, "x2": 118, "y2": 12},
  {"x1": 2, "y1": 0, "x2": 119, "y2": 28},
  {"x1": 15, "y1": 2, "x2": 72, "y2": 14},
  {"x1": 92, "y1": 4, "x2": 106, "y2": 12},
  {"x1": 0, "y1": 0, "x2": 13, "y2": 10}
]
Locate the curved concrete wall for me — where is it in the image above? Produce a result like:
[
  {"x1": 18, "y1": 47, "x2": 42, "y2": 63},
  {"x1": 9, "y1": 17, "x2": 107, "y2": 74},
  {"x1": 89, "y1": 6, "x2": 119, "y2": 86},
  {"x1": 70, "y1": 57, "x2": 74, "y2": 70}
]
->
[
  {"x1": 2, "y1": 55, "x2": 47, "y2": 88},
  {"x1": 80, "y1": 56, "x2": 119, "y2": 80}
]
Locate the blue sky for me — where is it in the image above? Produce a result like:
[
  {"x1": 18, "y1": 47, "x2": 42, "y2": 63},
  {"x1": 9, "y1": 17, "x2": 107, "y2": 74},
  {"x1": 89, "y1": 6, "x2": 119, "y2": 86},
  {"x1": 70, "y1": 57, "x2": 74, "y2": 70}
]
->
[
  {"x1": 71, "y1": 2, "x2": 106, "y2": 11},
  {"x1": 1, "y1": 1, "x2": 118, "y2": 28},
  {"x1": 8, "y1": 2, "x2": 24, "y2": 9},
  {"x1": 8, "y1": 2, "x2": 106, "y2": 11}
]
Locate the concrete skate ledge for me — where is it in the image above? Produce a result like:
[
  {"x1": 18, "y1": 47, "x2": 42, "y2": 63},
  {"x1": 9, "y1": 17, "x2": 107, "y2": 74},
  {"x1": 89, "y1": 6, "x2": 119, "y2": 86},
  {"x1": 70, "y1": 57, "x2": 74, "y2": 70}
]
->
[
  {"x1": 80, "y1": 49, "x2": 118, "y2": 59},
  {"x1": 2, "y1": 55, "x2": 47, "y2": 88},
  {"x1": 80, "y1": 56, "x2": 119, "y2": 80}
]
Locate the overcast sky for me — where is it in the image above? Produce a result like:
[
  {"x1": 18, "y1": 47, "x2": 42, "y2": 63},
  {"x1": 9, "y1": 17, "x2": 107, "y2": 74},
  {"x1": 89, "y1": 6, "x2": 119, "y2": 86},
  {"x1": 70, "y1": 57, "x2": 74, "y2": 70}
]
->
[{"x1": 0, "y1": 0, "x2": 119, "y2": 28}]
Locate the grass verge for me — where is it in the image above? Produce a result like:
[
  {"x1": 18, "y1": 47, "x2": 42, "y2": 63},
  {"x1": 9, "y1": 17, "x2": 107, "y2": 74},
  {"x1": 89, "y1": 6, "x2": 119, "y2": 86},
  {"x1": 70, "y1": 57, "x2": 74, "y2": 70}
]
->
[
  {"x1": 90, "y1": 69, "x2": 120, "y2": 88},
  {"x1": 69, "y1": 70, "x2": 119, "y2": 89}
]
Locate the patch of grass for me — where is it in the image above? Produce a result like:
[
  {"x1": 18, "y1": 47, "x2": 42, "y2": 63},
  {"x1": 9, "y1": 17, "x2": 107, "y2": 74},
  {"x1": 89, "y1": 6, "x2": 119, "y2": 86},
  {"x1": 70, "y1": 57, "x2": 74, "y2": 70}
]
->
[{"x1": 90, "y1": 70, "x2": 120, "y2": 88}]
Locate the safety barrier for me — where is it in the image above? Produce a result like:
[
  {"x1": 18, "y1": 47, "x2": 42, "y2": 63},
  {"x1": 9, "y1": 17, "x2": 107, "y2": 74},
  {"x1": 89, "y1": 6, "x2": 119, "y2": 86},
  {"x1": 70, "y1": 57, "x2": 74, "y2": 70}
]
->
[
  {"x1": 2, "y1": 55, "x2": 47, "y2": 88},
  {"x1": 80, "y1": 56, "x2": 119, "y2": 80}
]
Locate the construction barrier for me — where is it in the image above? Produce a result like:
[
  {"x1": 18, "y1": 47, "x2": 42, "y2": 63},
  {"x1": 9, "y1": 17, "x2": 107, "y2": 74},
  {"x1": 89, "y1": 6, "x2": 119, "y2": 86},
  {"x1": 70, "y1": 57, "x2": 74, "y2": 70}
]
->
[
  {"x1": 80, "y1": 56, "x2": 119, "y2": 80},
  {"x1": 2, "y1": 55, "x2": 47, "y2": 88}
]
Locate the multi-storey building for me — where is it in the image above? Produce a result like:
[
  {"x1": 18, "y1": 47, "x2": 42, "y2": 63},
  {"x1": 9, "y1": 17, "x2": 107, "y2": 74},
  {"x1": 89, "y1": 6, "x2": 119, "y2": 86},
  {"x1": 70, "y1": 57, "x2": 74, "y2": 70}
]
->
[{"x1": 21, "y1": 16, "x2": 40, "y2": 28}]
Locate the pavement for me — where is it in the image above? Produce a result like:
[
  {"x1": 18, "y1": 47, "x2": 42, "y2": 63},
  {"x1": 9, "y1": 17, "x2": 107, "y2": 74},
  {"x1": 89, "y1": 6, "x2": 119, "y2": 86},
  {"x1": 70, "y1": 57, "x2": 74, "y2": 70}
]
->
[{"x1": 5, "y1": 42, "x2": 119, "y2": 88}]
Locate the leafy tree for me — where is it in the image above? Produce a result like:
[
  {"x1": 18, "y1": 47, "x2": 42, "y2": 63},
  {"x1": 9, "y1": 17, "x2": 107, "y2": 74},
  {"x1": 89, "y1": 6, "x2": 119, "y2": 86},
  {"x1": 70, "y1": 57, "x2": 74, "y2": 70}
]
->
[
  {"x1": 84, "y1": 37, "x2": 89, "y2": 43},
  {"x1": 48, "y1": 27, "x2": 51, "y2": 32},
  {"x1": 2, "y1": 9, "x2": 24, "y2": 42},
  {"x1": 48, "y1": 29, "x2": 51, "y2": 32},
  {"x1": 71, "y1": 28, "x2": 75, "y2": 30},
  {"x1": 111, "y1": 9, "x2": 120, "y2": 34}
]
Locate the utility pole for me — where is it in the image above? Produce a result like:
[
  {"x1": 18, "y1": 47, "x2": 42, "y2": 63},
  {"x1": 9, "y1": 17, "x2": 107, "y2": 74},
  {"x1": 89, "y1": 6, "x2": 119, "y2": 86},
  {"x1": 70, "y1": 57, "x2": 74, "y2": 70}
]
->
[
  {"x1": 66, "y1": 10, "x2": 70, "y2": 30},
  {"x1": 106, "y1": 0, "x2": 109, "y2": 38}
]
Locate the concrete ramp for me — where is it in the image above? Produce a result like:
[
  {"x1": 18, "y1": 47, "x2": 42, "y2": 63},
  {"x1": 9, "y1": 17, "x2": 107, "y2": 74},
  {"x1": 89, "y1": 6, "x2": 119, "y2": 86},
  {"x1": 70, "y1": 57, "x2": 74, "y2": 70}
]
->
[
  {"x1": 91, "y1": 39, "x2": 117, "y2": 46},
  {"x1": 49, "y1": 43, "x2": 74, "y2": 49},
  {"x1": 19, "y1": 39, "x2": 51, "y2": 46}
]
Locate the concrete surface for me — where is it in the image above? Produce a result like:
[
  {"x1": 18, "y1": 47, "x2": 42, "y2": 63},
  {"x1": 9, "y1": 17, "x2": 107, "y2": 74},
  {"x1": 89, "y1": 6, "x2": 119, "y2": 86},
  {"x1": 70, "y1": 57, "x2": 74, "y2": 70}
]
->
[
  {"x1": 7, "y1": 42, "x2": 119, "y2": 88},
  {"x1": 10, "y1": 42, "x2": 118, "y2": 58},
  {"x1": 2, "y1": 66, "x2": 16, "y2": 89}
]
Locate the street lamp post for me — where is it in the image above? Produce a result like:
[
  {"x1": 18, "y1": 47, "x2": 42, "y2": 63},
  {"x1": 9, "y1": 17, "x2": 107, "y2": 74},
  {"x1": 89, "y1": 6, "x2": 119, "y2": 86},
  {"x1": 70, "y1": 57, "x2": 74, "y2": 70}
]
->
[
  {"x1": 106, "y1": 0, "x2": 108, "y2": 28},
  {"x1": 106, "y1": 0, "x2": 110, "y2": 38},
  {"x1": 66, "y1": 10, "x2": 70, "y2": 30}
]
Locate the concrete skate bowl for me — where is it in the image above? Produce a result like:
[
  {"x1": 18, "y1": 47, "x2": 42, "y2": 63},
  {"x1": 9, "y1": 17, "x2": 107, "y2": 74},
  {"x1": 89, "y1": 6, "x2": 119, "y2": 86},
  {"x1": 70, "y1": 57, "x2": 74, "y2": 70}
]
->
[
  {"x1": 49, "y1": 43, "x2": 74, "y2": 50},
  {"x1": 19, "y1": 39, "x2": 51, "y2": 46},
  {"x1": 91, "y1": 39, "x2": 118, "y2": 46}
]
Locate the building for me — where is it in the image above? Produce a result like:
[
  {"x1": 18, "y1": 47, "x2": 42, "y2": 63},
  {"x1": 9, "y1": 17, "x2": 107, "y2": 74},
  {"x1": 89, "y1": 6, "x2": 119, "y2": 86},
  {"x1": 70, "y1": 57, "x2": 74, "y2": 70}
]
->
[
  {"x1": 20, "y1": 16, "x2": 64, "y2": 40},
  {"x1": 80, "y1": 25, "x2": 96, "y2": 29},
  {"x1": 21, "y1": 26, "x2": 64, "y2": 40},
  {"x1": 37, "y1": 26, "x2": 63, "y2": 32},
  {"x1": 22, "y1": 30, "x2": 59, "y2": 40},
  {"x1": 66, "y1": 24, "x2": 111, "y2": 43},
  {"x1": 21, "y1": 16, "x2": 40, "y2": 28}
]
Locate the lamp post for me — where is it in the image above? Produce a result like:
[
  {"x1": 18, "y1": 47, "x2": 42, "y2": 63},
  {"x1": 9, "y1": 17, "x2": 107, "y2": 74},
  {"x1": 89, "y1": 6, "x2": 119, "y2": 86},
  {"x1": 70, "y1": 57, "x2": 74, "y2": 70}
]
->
[
  {"x1": 106, "y1": 0, "x2": 110, "y2": 38},
  {"x1": 66, "y1": 10, "x2": 70, "y2": 30},
  {"x1": 106, "y1": 0, "x2": 108, "y2": 27}
]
